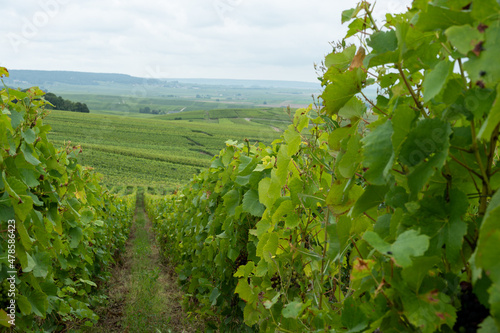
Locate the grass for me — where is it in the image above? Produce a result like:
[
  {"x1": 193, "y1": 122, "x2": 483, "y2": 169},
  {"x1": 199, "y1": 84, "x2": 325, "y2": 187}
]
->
[
  {"x1": 89, "y1": 192, "x2": 202, "y2": 332},
  {"x1": 45, "y1": 107, "x2": 290, "y2": 190}
]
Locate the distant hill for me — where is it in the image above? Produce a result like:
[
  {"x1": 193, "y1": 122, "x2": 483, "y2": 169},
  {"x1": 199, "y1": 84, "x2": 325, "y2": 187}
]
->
[
  {"x1": 4, "y1": 69, "x2": 160, "y2": 86},
  {"x1": 170, "y1": 78, "x2": 320, "y2": 89},
  {"x1": 3, "y1": 69, "x2": 320, "y2": 90}
]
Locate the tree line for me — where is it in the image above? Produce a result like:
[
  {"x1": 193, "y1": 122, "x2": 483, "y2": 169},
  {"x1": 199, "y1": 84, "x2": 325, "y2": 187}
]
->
[{"x1": 44, "y1": 92, "x2": 90, "y2": 113}]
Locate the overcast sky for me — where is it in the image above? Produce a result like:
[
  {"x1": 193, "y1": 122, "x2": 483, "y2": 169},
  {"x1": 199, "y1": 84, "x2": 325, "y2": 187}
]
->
[{"x1": 1, "y1": 0, "x2": 411, "y2": 82}]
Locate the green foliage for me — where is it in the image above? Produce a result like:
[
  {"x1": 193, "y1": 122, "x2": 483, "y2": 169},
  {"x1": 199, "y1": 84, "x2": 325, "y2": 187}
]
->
[
  {"x1": 149, "y1": 0, "x2": 500, "y2": 331},
  {"x1": 44, "y1": 92, "x2": 90, "y2": 113},
  {"x1": 0, "y1": 70, "x2": 135, "y2": 331}
]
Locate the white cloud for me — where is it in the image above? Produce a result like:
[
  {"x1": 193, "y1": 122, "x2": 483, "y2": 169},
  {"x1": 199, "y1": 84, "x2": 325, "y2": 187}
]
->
[{"x1": 0, "y1": 0, "x2": 411, "y2": 82}]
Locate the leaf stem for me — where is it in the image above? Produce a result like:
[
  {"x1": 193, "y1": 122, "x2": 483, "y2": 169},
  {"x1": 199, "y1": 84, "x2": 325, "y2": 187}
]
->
[
  {"x1": 360, "y1": 90, "x2": 387, "y2": 116},
  {"x1": 365, "y1": 1, "x2": 379, "y2": 32},
  {"x1": 457, "y1": 58, "x2": 468, "y2": 88},
  {"x1": 397, "y1": 63, "x2": 427, "y2": 118},
  {"x1": 449, "y1": 154, "x2": 483, "y2": 179},
  {"x1": 470, "y1": 120, "x2": 491, "y2": 215}
]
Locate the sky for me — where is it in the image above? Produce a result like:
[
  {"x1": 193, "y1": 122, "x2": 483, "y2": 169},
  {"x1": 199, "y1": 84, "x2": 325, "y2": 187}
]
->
[{"x1": 1, "y1": 0, "x2": 411, "y2": 82}]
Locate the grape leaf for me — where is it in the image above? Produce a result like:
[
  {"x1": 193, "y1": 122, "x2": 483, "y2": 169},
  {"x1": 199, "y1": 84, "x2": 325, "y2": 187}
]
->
[
  {"x1": 321, "y1": 68, "x2": 365, "y2": 115},
  {"x1": 416, "y1": 5, "x2": 473, "y2": 31},
  {"x1": 325, "y1": 45, "x2": 356, "y2": 70},
  {"x1": 242, "y1": 189, "x2": 265, "y2": 217},
  {"x1": 423, "y1": 60, "x2": 453, "y2": 103},
  {"x1": 445, "y1": 24, "x2": 483, "y2": 55},
  {"x1": 478, "y1": 84, "x2": 500, "y2": 141},
  {"x1": 282, "y1": 301, "x2": 305, "y2": 319},
  {"x1": 362, "y1": 120, "x2": 394, "y2": 185},
  {"x1": 365, "y1": 230, "x2": 430, "y2": 268}
]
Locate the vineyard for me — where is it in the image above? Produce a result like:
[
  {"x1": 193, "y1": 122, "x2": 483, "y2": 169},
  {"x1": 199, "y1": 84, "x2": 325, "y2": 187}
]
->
[
  {"x1": 44, "y1": 108, "x2": 287, "y2": 190},
  {"x1": 145, "y1": 1, "x2": 500, "y2": 332},
  {"x1": 0, "y1": 68, "x2": 135, "y2": 331},
  {"x1": 3, "y1": 0, "x2": 500, "y2": 332}
]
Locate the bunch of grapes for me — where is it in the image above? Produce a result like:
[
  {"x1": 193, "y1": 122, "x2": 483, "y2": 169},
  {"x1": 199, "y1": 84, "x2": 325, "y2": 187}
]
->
[
  {"x1": 453, "y1": 282, "x2": 490, "y2": 333},
  {"x1": 289, "y1": 270, "x2": 301, "y2": 289},
  {"x1": 234, "y1": 251, "x2": 248, "y2": 268},
  {"x1": 0, "y1": 280, "x2": 16, "y2": 308},
  {"x1": 271, "y1": 273, "x2": 281, "y2": 290}
]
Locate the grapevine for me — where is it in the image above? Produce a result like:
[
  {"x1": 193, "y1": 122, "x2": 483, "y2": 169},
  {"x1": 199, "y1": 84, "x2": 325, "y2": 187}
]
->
[
  {"x1": 0, "y1": 67, "x2": 136, "y2": 331},
  {"x1": 147, "y1": 0, "x2": 500, "y2": 332}
]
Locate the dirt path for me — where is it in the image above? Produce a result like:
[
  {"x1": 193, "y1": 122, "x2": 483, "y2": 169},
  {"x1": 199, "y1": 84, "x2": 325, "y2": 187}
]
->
[{"x1": 90, "y1": 193, "x2": 203, "y2": 333}]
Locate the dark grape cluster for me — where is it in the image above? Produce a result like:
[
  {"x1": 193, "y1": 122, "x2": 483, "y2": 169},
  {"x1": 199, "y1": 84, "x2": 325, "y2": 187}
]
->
[
  {"x1": 0, "y1": 279, "x2": 17, "y2": 308},
  {"x1": 271, "y1": 273, "x2": 281, "y2": 289},
  {"x1": 453, "y1": 282, "x2": 489, "y2": 333},
  {"x1": 290, "y1": 270, "x2": 301, "y2": 289},
  {"x1": 234, "y1": 251, "x2": 248, "y2": 268}
]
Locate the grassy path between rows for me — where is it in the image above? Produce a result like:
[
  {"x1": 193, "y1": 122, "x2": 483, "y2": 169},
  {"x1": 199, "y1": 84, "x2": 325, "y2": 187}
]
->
[{"x1": 91, "y1": 193, "x2": 203, "y2": 332}]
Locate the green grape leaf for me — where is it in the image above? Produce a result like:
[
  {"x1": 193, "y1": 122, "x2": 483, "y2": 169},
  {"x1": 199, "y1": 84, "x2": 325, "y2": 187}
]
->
[
  {"x1": 464, "y1": 26, "x2": 500, "y2": 85},
  {"x1": 475, "y1": 189, "x2": 500, "y2": 324},
  {"x1": 325, "y1": 45, "x2": 356, "y2": 69},
  {"x1": 69, "y1": 227, "x2": 83, "y2": 248},
  {"x1": 80, "y1": 208, "x2": 94, "y2": 224},
  {"x1": 338, "y1": 97, "x2": 366, "y2": 119},
  {"x1": 21, "y1": 128, "x2": 37, "y2": 144},
  {"x1": 32, "y1": 252, "x2": 51, "y2": 278},
  {"x1": 222, "y1": 189, "x2": 240, "y2": 216},
  {"x1": 368, "y1": 30, "x2": 398, "y2": 54},
  {"x1": 362, "y1": 120, "x2": 394, "y2": 185},
  {"x1": 20, "y1": 169, "x2": 40, "y2": 188},
  {"x1": 416, "y1": 5, "x2": 473, "y2": 32},
  {"x1": 445, "y1": 24, "x2": 483, "y2": 55},
  {"x1": 209, "y1": 287, "x2": 220, "y2": 306},
  {"x1": 16, "y1": 214, "x2": 33, "y2": 250},
  {"x1": 477, "y1": 316, "x2": 500, "y2": 333},
  {"x1": 3, "y1": 172, "x2": 27, "y2": 199},
  {"x1": 338, "y1": 134, "x2": 362, "y2": 179},
  {"x1": 422, "y1": 60, "x2": 453, "y2": 103},
  {"x1": 352, "y1": 185, "x2": 389, "y2": 218},
  {"x1": 282, "y1": 300, "x2": 305, "y2": 319},
  {"x1": 321, "y1": 68, "x2": 365, "y2": 115},
  {"x1": 0, "y1": 309, "x2": 12, "y2": 328},
  {"x1": 283, "y1": 129, "x2": 301, "y2": 157},
  {"x1": 471, "y1": 0, "x2": 500, "y2": 22},
  {"x1": 16, "y1": 295, "x2": 32, "y2": 316},
  {"x1": 20, "y1": 142, "x2": 41, "y2": 166},
  {"x1": 328, "y1": 126, "x2": 356, "y2": 151},
  {"x1": 262, "y1": 233, "x2": 279, "y2": 262},
  {"x1": 235, "y1": 278, "x2": 257, "y2": 304},
  {"x1": 341, "y1": 297, "x2": 368, "y2": 332},
  {"x1": 402, "y1": 289, "x2": 456, "y2": 333},
  {"x1": 237, "y1": 155, "x2": 255, "y2": 175},
  {"x1": 234, "y1": 261, "x2": 255, "y2": 278},
  {"x1": 365, "y1": 230, "x2": 430, "y2": 268},
  {"x1": 272, "y1": 198, "x2": 293, "y2": 225},
  {"x1": 242, "y1": 189, "x2": 265, "y2": 217},
  {"x1": 341, "y1": 7, "x2": 360, "y2": 24},
  {"x1": 391, "y1": 105, "x2": 417, "y2": 153},
  {"x1": 478, "y1": 84, "x2": 500, "y2": 141},
  {"x1": 400, "y1": 118, "x2": 451, "y2": 167},
  {"x1": 9, "y1": 110, "x2": 24, "y2": 129},
  {"x1": 326, "y1": 180, "x2": 364, "y2": 215},
  {"x1": 392, "y1": 230, "x2": 430, "y2": 268},
  {"x1": 258, "y1": 177, "x2": 279, "y2": 209},
  {"x1": 401, "y1": 256, "x2": 440, "y2": 293},
  {"x1": 25, "y1": 289, "x2": 49, "y2": 317},
  {"x1": 363, "y1": 231, "x2": 391, "y2": 254},
  {"x1": 442, "y1": 189, "x2": 468, "y2": 264}
]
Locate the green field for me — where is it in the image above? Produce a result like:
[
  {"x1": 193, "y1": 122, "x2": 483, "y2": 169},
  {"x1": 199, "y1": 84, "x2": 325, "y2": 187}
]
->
[{"x1": 46, "y1": 107, "x2": 292, "y2": 190}]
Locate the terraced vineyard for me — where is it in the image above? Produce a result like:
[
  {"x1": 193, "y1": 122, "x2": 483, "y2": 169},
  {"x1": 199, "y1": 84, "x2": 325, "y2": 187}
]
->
[{"x1": 45, "y1": 108, "x2": 291, "y2": 190}]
